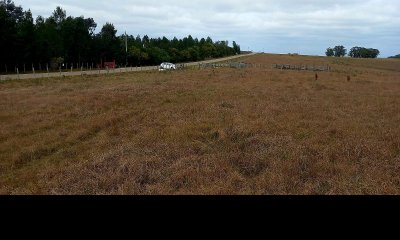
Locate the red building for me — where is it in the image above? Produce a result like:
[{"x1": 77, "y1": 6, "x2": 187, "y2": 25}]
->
[
  {"x1": 97, "y1": 60, "x2": 116, "y2": 69},
  {"x1": 104, "y1": 60, "x2": 116, "y2": 69}
]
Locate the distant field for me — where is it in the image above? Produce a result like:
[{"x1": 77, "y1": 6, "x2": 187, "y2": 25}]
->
[{"x1": 1, "y1": 54, "x2": 399, "y2": 194}]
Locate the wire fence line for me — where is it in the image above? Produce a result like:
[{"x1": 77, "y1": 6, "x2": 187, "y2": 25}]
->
[
  {"x1": 272, "y1": 64, "x2": 331, "y2": 72},
  {"x1": 0, "y1": 53, "x2": 257, "y2": 81},
  {"x1": 0, "y1": 66, "x2": 161, "y2": 81},
  {"x1": 198, "y1": 63, "x2": 331, "y2": 71},
  {"x1": 1, "y1": 62, "x2": 98, "y2": 75}
]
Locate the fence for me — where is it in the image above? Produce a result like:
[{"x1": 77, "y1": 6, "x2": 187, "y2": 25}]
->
[
  {"x1": 199, "y1": 62, "x2": 331, "y2": 72},
  {"x1": 0, "y1": 62, "x2": 100, "y2": 75},
  {"x1": 0, "y1": 65, "x2": 160, "y2": 81},
  {"x1": 272, "y1": 64, "x2": 331, "y2": 72},
  {"x1": 1, "y1": 53, "x2": 257, "y2": 74},
  {"x1": 199, "y1": 62, "x2": 255, "y2": 69},
  {"x1": 0, "y1": 53, "x2": 261, "y2": 81}
]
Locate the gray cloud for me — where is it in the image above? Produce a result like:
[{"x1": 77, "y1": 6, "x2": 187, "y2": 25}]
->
[{"x1": 21, "y1": 0, "x2": 400, "y2": 57}]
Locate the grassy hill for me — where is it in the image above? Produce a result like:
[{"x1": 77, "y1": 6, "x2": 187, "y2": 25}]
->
[{"x1": 1, "y1": 54, "x2": 399, "y2": 194}]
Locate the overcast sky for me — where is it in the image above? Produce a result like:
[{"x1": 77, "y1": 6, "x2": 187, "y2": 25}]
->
[{"x1": 20, "y1": 0, "x2": 400, "y2": 57}]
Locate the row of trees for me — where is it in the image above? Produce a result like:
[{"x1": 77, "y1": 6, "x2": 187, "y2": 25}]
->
[
  {"x1": 0, "y1": 0, "x2": 241, "y2": 72},
  {"x1": 126, "y1": 35, "x2": 241, "y2": 66},
  {"x1": 388, "y1": 54, "x2": 400, "y2": 59},
  {"x1": 326, "y1": 46, "x2": 347, "y2": 57},
  {"x1": 326, "y1": 45, "x2": 380, "y2": 58},
  {"x1": 349, "y1": 47, "x2": 380, "y2": 58}
]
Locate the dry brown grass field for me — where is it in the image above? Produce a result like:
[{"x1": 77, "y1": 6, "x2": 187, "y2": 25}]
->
[{"x1": 1, "y1": 54, "x2": 399, "y2": 195}]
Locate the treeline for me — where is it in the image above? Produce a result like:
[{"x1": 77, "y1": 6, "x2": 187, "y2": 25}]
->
[
  {"x1": 0, "y1": 0, "x2": 240, "y2": 72},
  {"x1": 326, "y1": 45, "x2": 380, "y2": 58},
  {"x1": 126, "y1": 35, "x2": 241, "y2": 66},
  {"x1": 388, "y1": 54, "x2": 400, "y2": 59},
  {"x1": 325, "y1": 46, "x2": 347, "y2": 57},
  {"x1": 349, "y1": 47, "x2": 380, "y2": 58}
]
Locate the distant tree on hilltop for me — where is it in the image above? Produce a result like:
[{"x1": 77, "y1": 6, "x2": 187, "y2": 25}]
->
[
  {"x1": 349, "y1": 47, "x2": 380, "y2": 58},
  {"x1": 333, "y1": 45, "x2": 347, "y2": 57},
  {"x1": 326, "y1": 48, "x2": 334, "y2": 57},
  {"x1": 325, "y1": 45, "x2": 347, "y2": 57}
]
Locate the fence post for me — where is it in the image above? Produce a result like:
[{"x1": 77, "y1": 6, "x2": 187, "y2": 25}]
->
[
  {"x1": 23, "y1": 64, "x2": 26, "y2": 73},
  {"x1": 46, "y1": 64, "x2": 49, "y2": 73},
  {"x1": 17, "y1": 68, "x2": 19, "y2": 79},
  {"x1": 71, "y1": 66, "x2": 73, "y2": 73},
  {"x1": 33, "y1": 67, "x2": 35, "y2": 75}
]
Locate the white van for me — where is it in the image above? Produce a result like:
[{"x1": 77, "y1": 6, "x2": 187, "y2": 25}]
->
[{"x1": 159, "y1": 62, "x2": 176, "y2": 71}]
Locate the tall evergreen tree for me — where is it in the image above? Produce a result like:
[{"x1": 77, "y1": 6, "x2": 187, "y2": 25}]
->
[{"x1": 0, "y1": 1, "x2": 241, "y2": 72}]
